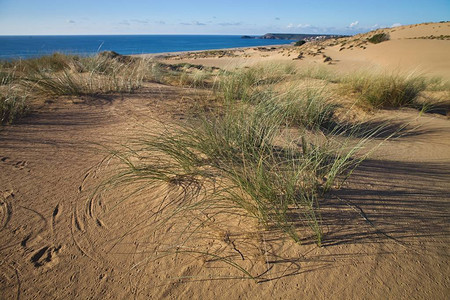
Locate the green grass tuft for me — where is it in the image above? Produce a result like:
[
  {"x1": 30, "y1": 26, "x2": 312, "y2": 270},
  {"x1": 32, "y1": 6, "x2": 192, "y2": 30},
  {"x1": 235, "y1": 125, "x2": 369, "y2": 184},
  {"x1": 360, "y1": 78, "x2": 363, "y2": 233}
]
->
[
  {"x1": 0, "y1": 86, "x2": 28, "y2": 124},
  {"x1": 367, "y1": 33, "x2": 390, "y2": 44},
  {"x1": 344, "y1": 72, "x2": 428, "y2": 109}
]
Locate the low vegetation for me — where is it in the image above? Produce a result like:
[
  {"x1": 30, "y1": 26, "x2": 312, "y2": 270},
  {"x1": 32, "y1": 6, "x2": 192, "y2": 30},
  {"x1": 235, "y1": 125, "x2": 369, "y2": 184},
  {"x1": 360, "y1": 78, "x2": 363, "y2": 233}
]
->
[
  {"x1": 343, "y1": 72, "x2": 427, "y2": 108},
  {"x1": 0, "y1": 86, "x2": 28, "y2": 124},
  {"x1": 3, "y1": 51, "x2": 448, "y2": 279},
  {"x1": 101, "y1": 92, "x2": 373, "y2": 247},
  {"x1": 3, "y1": 51, "x2": 446, "y2": 125},
  {"x1": 367, "y1": 33, "x2": 390, "y2": 44}
]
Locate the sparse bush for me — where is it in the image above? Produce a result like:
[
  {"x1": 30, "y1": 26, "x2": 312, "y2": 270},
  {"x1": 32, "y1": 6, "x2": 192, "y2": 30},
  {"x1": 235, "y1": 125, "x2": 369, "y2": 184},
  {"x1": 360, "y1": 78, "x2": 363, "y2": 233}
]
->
[
  {"x1": 16, "y1": 53, "x2": 75, "y2": 74},
  {"x1": 345, "y1": 73, "x2": 427, "y2": 108},
  {"x1": 294, "y1": 66, "x2": 336, "y2": 82},
  {"x1": 249, "y1": 86, "x2": 338, "y2": 130},
  {"x1": 20, "y1": 56, "x2": 152, "y2": 96},
  {"x1": 294, "y1": 40, "x2": 306, "y2": 46},
  {"x1": 0, "y1": 86, "x2": 28, "y2": 124},
  {"x1": 367, "y1": 33, "x2": 390, "y2": 44},
  {"x1": 0, "y1": 69, "x2": 16, "y2": 85},
  {"x1": 101, "y1": 85, "x2": 373, "y2": 248},
  {"x1": 216, "y1": 63, "x2": 297, "y2": 102}
]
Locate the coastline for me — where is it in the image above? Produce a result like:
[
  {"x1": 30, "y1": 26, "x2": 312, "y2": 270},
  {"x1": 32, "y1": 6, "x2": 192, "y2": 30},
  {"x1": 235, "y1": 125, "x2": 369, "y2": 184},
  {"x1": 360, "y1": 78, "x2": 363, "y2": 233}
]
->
[
  {"x1": 0, "y1": 35, "x2": 294, "y2": 60},
  {"x1": 131, "y1": 43, "x2": 293, "y2": 59}
]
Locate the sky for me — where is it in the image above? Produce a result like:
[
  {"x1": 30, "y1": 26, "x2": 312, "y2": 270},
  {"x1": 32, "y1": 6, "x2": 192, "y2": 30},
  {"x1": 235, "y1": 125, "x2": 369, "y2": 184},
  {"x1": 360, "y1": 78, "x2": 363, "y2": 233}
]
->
[{"x1": 0, "y1": 0, "x2": 449, "y2": 35}]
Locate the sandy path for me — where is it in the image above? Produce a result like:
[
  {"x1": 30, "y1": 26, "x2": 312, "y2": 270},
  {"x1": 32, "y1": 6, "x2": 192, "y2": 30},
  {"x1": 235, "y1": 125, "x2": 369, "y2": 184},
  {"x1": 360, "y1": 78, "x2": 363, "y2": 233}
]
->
[{"x1": 1, "y1": 85, "x2": 449, "y2": 299}]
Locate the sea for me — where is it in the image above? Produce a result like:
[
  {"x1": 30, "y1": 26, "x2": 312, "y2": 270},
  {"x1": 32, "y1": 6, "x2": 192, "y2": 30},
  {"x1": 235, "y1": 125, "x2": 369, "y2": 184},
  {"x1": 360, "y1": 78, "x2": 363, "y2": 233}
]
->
[{"x1": 0, "y1": 35, "x2": 294, "y2": 60}]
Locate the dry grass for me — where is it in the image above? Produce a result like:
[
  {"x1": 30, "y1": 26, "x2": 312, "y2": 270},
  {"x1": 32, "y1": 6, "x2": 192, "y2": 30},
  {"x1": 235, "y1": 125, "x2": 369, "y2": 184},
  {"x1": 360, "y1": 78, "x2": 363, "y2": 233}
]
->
[{"x1": 343, "y1": 72, "x2": 428, "y2": 109}]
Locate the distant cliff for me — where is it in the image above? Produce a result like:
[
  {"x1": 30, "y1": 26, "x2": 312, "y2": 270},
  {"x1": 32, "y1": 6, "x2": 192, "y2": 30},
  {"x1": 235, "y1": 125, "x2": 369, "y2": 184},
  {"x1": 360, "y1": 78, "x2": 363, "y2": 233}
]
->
[{"x1": 242, "y1": 33, "x2": 347, "y2": 41}]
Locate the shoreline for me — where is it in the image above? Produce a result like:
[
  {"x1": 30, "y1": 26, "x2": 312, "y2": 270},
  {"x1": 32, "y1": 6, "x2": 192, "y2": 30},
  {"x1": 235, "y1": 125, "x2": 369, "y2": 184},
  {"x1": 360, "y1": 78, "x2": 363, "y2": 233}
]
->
[{"x1": 132, "y1": 43, "x2": 293, "y2": 59}]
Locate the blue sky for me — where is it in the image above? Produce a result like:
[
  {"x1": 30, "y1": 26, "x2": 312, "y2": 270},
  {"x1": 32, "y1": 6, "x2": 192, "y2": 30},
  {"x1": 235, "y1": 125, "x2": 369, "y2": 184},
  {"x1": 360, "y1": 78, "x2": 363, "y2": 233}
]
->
[{"x1": 0, "y1": 0, "x2": 448, "y2": 35}]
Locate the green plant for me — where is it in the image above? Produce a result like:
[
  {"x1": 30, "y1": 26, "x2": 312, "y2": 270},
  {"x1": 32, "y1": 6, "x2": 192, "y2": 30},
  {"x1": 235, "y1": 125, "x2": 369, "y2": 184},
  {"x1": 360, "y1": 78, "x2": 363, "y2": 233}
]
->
[
  {"x1": 101, "y1": 96, "x2": 371, "y2": 249},
  {"x1": 249, "y1": 85, "x2": 338, "y2": 131},
  {"x1": 294, "y1": 40, "x2": 306, "y2": 46},
  {"x1": 0, "y1": 86, "x2": 28, "y2": 124},
  {"x1": 15, "y1": 53, "x2": 75, "y2": 74},
  {"x1": 345, "y1": 72, "x2": 427, "y2": 108},
  {"x1": 21, "y1": 58, "x2": 148, "y2": 96},
  {"x1": 216, "y1": 63, "x2": 297, "y2": 102},
  {"x1": 367, "y1": 33, "x2": 390, "y2": 44}
]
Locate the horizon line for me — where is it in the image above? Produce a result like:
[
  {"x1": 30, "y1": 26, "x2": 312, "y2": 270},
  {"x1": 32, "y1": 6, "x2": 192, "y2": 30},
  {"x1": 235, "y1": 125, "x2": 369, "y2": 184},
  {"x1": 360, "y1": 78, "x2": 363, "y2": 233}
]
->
[{"x1": 0, "y1": 32, "x2": 352, "y2": 37}]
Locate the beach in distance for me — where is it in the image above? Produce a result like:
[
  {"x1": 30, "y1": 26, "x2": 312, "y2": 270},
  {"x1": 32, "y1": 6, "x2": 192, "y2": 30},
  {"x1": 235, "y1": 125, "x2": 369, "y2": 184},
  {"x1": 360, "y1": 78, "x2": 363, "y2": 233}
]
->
[{"x1": 0, "y1": 35, "x2": 294, "y2": 60}]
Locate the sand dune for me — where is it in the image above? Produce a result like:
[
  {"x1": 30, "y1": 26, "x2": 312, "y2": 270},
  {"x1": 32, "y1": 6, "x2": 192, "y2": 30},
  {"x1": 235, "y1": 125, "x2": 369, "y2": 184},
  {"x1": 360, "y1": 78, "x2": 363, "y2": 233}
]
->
[
  {"x1": 1, "y1": 22, "x2": 450, "y2": 299},
  {"x1": 159, "y1": 22, "x2": 450, "y2": 78}
]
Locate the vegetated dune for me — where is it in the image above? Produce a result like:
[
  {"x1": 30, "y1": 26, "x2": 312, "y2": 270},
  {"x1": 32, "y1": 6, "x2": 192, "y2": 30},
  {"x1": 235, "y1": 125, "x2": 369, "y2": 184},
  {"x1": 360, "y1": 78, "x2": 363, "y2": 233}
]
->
[
  {"x1": 158, "y1": 21, "x2": 450, "y2": 78},
  {"x1": 1, "y1": 22, "x2": 450, "y2": 299},
  {"x1": 323, "y1": 22, "x2": 450, "y2": 77}
]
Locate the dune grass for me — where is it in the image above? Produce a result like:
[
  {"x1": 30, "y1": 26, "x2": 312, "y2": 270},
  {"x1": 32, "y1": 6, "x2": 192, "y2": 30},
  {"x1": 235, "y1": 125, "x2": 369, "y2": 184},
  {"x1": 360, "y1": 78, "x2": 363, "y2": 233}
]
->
[
  {"x1": 19, "y1": 55, "x2": 157, "y2": 96},
  {"x1": 101, "y1": 83, "x2": 375, "y2": 247},
  {"x1": 344, "y1": 72, "x2": 428, "y2": 109},
  {"x1": 367, "y1": 33, "x2": 390, "y2": 44},
  {"x1": 216, "y1": 63, "x2": 297, "y2": 102},
  {"x1": 0, "y1": 86, "x2": 28, "y2": 124}
]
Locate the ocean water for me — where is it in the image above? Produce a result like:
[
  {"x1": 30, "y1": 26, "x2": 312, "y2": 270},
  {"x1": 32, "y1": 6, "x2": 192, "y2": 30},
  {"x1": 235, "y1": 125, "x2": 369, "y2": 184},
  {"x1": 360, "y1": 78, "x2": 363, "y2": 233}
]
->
[{"x1": 0, "y1": 35, "x2": 294, "y2": 60}]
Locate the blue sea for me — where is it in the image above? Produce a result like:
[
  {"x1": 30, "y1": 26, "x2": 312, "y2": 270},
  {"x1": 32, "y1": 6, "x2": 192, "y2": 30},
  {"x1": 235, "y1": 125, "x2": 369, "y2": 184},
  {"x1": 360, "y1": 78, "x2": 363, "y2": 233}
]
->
[{"x1": 0, "y1": 35, "x2": 294, "y2": 60}]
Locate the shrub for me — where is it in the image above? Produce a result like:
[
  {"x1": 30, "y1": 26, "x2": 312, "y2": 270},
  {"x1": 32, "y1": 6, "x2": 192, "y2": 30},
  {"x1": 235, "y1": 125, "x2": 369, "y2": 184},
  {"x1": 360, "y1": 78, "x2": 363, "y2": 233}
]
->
[
  {"x1": 345, "y1": 73, "x2": 427, "y2": 108},
  {"x1": 216, "y1": 63, "x2": 297, "y2": 102},
  {"x1": 367, "y1": 33, "x2": 390, "y2": 44},
  {"x1": 16, "y1": 53, "x2": 75, "y2": 74},
  {"x1": 0, "y1": 87, "x2": 28, "y2": 124},
  {"x1": 21, "y1": 56, "x2": 151, "y2": 96},
  {"x1": 294, "y1": 40, "x2": 306, "y2": 46},
  {"x1": 249, "y1": 86, "x2": 338, "y2": 131},
  {"x1": 100, "y1": 93, "x2": 371, "y2": 247}
]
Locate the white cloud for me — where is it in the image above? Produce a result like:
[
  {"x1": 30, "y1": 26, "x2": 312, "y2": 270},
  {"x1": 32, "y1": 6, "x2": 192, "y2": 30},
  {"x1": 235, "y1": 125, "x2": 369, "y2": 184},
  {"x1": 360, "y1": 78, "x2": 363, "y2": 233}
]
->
[
  {"x1": 287, "y1": 23, "x2": 311, "y2": 29},
  {"x1": 130, "y1": 19, "x2": 149, "y2": 24},
  {"x1": 180, "y1": 21, "x2": 206, "y2": 26},
  {"x1": 391, "y1": 23, "x2": 402, "y2": 28},
  {"x1": 218, "y1": 22, "x2": 243, "y2": 26},
  {"x1": 349, "y1": 21, "x2": 359, "y2": 28}
]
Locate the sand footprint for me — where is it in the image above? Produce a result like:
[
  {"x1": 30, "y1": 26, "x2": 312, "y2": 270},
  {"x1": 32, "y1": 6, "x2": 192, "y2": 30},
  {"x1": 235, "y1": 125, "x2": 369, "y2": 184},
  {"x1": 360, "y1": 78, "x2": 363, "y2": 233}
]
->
[{"x1": 29, "y1": 245, "x2": 63, "y2": 269}]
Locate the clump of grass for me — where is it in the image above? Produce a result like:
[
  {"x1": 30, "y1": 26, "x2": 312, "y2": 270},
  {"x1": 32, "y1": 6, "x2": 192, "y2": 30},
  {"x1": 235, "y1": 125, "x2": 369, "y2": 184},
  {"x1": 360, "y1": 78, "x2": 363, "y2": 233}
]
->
[
  {"x1": 15, "y1": 53, "x2": 75, "y2": 74},
  {"x1": 367, "y1": 33, "x2": 390, "y2": 44},
  {"x1": 424, "y1": 76, "x2": 450, "y2": 92},
  {"x1": 0, "y1": 86, "x2": 28, "y2": 124},
  {"x1": 0, "y1": 69, "x2": 16, "y2": 85},
  {"x1": 21, "y1": 57, "x2": 150, "y2": 96},
  {"x1": 216, "y1": 63, "x2": 297, "y2": 102},
  {"x1": 23, "y1": 70, "x2": 87, "y2": 96},
  {"x1": 179, "y1": 70, "x2": 211, "y2": 88},
  {"x1": 295, "y1": 66, "x2": 337, "y2": 82},
  {"x1": 101, "y1": 95, "x2": 369, "y2": 247},
  {"x1": 250, "y1": 85, "x2": 338, "y2": 131},
  {"x1": 344, "y1": 72, "x2": 427, "y2": 108}
]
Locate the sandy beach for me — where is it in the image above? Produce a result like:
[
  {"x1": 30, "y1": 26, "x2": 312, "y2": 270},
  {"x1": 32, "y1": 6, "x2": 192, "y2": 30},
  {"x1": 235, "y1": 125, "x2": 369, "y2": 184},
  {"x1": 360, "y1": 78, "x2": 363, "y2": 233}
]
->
[{"x1": 1, "y1": 22, "x2": 449, "y2": 299}]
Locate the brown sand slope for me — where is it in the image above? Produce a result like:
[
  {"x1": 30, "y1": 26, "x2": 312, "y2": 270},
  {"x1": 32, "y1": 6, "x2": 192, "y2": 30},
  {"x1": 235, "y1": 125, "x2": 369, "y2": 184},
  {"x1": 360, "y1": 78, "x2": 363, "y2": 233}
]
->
[
  {"x1": 159, "y1": 22, "x2": 450, "y2": 78},
  {"x1": 1, "y1": 82, "x2": 449, "y2": 299}
]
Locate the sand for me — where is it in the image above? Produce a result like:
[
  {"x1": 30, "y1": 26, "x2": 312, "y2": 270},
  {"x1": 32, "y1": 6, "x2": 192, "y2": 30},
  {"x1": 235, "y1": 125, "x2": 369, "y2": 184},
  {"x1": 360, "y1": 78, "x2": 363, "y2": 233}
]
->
[
  {"x1": 152, "y1": 22, "x2": 450, "y2": 78},
  {"x1": 1, "y1": 22, "x2": 449, "y2": 299}
]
